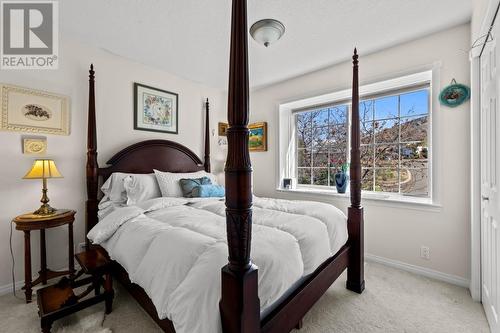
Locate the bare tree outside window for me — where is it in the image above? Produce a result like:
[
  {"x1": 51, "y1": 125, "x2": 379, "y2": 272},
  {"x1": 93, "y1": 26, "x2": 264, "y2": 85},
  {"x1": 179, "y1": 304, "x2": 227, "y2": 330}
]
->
[
  {"x1": 295, "y1": 87, "x2": 430, "y2": 197},
  {"x1": 297, "y1": 106, "x2": 348, "y2": 186}
]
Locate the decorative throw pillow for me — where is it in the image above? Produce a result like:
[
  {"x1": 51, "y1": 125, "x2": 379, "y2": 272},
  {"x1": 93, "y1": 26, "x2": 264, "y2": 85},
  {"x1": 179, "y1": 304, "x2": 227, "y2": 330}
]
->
[
  {"x1": 179, "y1": 177, "x2": 212, "y2": 197},
  {"x1": 154, "y1": 169, "x2": 217, "y2": 197},
  {"x1": 191, "y1": 184, "x2": 225, "y2": 198}
]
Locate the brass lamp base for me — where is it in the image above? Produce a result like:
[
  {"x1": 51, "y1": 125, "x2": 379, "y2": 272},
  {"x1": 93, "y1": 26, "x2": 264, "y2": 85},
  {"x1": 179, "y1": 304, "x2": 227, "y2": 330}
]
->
[
  {"x1": 33, "y1": 203, "x2": 57, "y2": 216},
  {"x1": 33, "y1": 179, "x2": 57, "y2": 216}
]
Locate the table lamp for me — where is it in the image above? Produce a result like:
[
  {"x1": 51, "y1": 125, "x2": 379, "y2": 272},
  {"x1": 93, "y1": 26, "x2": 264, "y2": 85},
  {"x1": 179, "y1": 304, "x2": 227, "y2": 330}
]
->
[{"x1": 23, "y1": 159, "x2": 63, "y2": 215}]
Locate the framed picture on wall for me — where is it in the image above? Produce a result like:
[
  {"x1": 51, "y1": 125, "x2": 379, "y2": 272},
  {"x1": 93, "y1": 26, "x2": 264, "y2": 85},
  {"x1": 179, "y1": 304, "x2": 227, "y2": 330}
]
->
[
  {"x1": 249, "y1": 122, "x2": 267, "y2": 152},
  {"x1": 0, "y1": 84, "x2": 70, "y2": 135},
  {"x1": 218, "y1": 122, "x2": 228, "y2": 136},
  {"x1": 134, "y1": 83, "x2": 178, "y2": 134}
]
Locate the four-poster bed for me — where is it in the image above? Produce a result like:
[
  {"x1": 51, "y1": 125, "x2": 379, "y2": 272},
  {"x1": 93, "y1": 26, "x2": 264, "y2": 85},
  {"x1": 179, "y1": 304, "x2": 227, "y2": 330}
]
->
[{"x1": 85, "y1": 1, "x2": 364, "y2": 332}]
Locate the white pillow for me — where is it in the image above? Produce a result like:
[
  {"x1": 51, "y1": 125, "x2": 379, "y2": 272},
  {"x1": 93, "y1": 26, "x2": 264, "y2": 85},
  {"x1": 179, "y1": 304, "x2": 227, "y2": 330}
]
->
[
  {"x1": 123, "y1": 173, "x2": 161, "y2": 205},
  {"x1": 153, "y1": 169, "x2": 217, "y2": 197},
  {"x1": 99, "y1": 172, "x2": 129, "y2": 205}
]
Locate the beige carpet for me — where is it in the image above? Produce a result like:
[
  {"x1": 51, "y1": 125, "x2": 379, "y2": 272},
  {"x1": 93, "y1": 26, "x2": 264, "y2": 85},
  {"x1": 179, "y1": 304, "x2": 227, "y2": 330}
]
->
[{"x1": 0, "y1": 262, "x2": 489, "y2": 333}]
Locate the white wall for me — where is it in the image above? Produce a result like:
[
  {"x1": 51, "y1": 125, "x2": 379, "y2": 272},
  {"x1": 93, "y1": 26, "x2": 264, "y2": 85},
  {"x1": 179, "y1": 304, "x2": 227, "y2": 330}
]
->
[
  {"x1": 249, "y1": 24, "x2": 471, "y2": 280},
  {"x1": 472, "y1": 0, "x2": 493, "y2": 41},
  {"x1": 0, "y1": 36, "x2": 226, "y2": 291}
]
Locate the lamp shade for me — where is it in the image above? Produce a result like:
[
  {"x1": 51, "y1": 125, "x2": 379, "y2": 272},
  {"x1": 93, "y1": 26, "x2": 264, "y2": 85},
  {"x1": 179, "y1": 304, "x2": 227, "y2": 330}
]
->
[{"x1": 23, "y1": 159, "x2": 63, "y2": 179}]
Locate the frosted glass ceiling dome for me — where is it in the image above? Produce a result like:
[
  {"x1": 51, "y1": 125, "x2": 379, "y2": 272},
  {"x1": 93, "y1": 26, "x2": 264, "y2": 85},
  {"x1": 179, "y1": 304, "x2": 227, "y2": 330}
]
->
[{"x1": 250, "y1": 19, "x2": 285, "y2": 47}]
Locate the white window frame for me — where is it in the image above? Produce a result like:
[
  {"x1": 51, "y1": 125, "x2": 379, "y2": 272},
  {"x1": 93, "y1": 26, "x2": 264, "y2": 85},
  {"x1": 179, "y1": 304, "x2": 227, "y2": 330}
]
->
[{"x1": 278, "y1": 70, "x2": 440, "y2": 205}]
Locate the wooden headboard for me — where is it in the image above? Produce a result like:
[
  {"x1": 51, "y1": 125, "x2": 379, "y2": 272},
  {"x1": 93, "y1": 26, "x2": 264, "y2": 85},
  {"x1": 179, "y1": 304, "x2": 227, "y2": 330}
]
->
[
  {"x1": 85, "y1": 65, "x2": 211, "y2": 246},
  {"x1": 98, "y1": 140, "x2": 206, "y2": 182}
]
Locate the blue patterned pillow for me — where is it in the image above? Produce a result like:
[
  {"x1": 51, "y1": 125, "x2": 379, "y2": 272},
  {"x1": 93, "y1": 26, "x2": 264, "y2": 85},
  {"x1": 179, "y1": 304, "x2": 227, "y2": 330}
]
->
[
  {"x1": 179, "y1": 177, "x2": 212, "y2": 198},
  {"x1": 191, "y1": 184, "x2": 225, "y2": 198}
]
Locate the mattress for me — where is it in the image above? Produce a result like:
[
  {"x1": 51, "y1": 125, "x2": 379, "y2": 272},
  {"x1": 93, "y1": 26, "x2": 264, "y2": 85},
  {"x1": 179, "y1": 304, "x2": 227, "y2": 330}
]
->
[{"x1": 88, "y1": 196, "x2": 348, "y2": 333}]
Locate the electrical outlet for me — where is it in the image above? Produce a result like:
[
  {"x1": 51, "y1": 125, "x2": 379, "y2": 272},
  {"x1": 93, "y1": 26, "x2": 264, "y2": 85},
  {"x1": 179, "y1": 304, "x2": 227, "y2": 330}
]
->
[{"x1": 420, "y1": 246, "x2": 430, "y2": 260}]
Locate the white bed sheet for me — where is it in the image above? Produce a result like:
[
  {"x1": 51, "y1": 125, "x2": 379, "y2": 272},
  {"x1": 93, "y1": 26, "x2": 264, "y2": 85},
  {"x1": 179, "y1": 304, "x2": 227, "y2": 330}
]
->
[{"x1": 88, "y1": 196, "x2": 347, "y2": 333}]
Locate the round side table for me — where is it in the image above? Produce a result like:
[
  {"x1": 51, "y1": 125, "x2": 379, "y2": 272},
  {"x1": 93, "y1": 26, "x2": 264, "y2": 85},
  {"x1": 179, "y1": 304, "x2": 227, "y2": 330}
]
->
[{"x1": 12, "y1": 209, "x2": 76, "y2": 303}]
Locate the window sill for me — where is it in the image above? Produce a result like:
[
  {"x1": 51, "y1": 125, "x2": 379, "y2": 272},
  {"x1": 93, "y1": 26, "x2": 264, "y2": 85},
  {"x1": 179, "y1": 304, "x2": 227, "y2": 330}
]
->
[{"x1": 276, "y1": 187, "x2": 442, "y2": 212}]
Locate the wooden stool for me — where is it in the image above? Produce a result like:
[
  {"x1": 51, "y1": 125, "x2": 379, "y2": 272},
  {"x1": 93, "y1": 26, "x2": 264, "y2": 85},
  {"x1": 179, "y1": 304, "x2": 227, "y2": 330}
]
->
[{"x1": 37, "y1": 248, "x2": 114, "y2": 333}]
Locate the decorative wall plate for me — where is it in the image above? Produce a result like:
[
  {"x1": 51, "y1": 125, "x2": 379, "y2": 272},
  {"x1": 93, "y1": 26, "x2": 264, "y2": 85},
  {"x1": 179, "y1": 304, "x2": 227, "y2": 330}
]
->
[
  {"x1": 23, "y1": 138, "x2": 47, "y2": 155},
  {"x1": 439, "y1": 79, "x2": 470, "y2": 108}
]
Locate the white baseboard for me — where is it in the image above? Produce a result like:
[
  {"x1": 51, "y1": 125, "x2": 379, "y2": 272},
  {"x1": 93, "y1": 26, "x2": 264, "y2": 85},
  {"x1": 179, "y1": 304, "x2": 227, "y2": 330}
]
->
[
  {"x1": 365, "y1": 253, "x2": 470, "y2": 288},
  {"x1": 0, "y1": 280, "x2": 24, "y2": 296}
]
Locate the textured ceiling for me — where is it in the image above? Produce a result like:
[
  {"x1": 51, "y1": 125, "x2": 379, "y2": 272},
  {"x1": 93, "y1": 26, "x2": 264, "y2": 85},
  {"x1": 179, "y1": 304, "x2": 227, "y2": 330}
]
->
[{"x1": 61, "y1": 0, "x2": 472, "y2": 89}]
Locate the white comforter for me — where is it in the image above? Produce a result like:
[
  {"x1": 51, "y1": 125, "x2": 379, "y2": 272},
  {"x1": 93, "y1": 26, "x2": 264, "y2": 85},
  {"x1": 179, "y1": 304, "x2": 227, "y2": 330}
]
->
[{"x1": 88, "y1": 196, "x2": 347, "y2": 333}]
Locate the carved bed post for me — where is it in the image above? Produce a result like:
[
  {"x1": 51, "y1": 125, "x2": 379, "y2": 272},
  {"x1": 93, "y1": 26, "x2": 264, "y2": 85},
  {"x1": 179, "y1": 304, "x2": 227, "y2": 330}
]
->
[
  {"x1": 219, "y1": 0, "x2": 260, "y2": 332},
  {"x1": 204, "y1": 98, "x2": 211, "y2": 172},
  {"x1": 346, "y1": 49, "x2": 365, "y2": 294},
  {"x1": 86, "y1": 64, "x2": 99, "y2": 249}
]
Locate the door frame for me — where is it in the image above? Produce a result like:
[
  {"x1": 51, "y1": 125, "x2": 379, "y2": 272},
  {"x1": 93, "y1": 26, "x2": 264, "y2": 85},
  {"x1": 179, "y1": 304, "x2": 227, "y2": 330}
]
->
[
  {"x1": 471, "y1": 0, "x2": 500, "y2": 302},
  {"x1": 471, "y1": 53, "x2": 481, "y2": 302}
]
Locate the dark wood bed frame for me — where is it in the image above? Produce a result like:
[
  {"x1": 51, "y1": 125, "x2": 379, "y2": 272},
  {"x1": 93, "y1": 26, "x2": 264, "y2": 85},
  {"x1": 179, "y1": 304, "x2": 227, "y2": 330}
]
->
[{"x1": 85, "y1": 1, "x2": 364, "y2": 332}]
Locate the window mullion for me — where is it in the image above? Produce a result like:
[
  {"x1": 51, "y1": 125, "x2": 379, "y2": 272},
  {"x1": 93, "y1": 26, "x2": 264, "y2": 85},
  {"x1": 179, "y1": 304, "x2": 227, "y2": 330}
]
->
[
  {"x1": 327, "y1": 109, "x2": 331, "y2": 187},
  {"x1": 309, "y1": 116, "x2": 313, "y2": 185},
  {"x1": 295, "y1": 114, "x2": 298, "y2": 182},
  {"x1": 372, "y1": 102, "x2": 376, "y2": 192},
  {"x1": 398, "y1": 94, "x2": 402, "y2": 194}
]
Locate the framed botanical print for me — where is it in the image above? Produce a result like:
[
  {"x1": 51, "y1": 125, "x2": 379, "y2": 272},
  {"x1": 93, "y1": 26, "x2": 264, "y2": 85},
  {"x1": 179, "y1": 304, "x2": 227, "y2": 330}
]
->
[
  {"x1": 249, "y1": 122, "x2": 267, "y2": 152},
  {"x1": 134, "y1": 83, "x2": 178, "y2": 134},
  {"x1": 0, "y1": 84, "x2": 70, "y2": 135}
]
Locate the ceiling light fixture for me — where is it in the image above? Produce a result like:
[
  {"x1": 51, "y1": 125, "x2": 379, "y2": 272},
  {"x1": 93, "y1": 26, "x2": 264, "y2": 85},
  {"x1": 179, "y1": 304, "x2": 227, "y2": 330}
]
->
[{"x1": 250, "y1": 19, "x2": 285, "y2": 47}]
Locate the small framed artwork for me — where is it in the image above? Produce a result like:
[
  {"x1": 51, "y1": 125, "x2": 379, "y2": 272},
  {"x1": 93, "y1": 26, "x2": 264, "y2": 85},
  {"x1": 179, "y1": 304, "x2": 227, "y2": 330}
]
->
[
  {"x1": 249, "y1": 122, "x2": 268, "y2": 152},
  {"x1": 218, "y1": 122, "x2": 228, "y2": 136},
  {"x1": 0, "y1": 84, "x2": 70, "y2": 135},
  {"x1": 134, "y1": 83, "x2": 178, "y2": 134},
  {"x1": 23, "y1": 137, "x2": 47, "y2": 155},
  {"x1": 283, "y1": 178, "x2": 293, "y2": 189}
]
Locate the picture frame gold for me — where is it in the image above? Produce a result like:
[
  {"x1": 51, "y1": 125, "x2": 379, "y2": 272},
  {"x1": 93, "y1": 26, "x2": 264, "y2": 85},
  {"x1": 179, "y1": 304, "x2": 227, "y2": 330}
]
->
[
  {"x1": 249, "y1": 122, "x2": 267, "y2": 152},
  {"x1": 1, "y1": 84, "x2": 70, "y2": 135},
  {"x1": 218, "y1": 122, "x2": 228, "y2": 136},
  {"x1": 23, "y1": 137, "x2": 47, "y2": 155}
]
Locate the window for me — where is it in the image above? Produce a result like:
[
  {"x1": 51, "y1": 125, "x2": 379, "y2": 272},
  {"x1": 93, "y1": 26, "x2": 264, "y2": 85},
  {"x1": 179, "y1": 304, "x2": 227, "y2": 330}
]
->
[
  {"x1": 296, "y1": 105, "x2": 348, "y2": 186},
  {"x1": 294, "y1": 84, "x2": 430, "y2": 198}
]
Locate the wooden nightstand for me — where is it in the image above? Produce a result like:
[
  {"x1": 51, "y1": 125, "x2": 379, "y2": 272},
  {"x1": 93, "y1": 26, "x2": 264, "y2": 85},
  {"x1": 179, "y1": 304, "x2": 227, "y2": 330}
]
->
[{"x1": 12, "y1": 210, "x2": 76, "y2": 303}]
